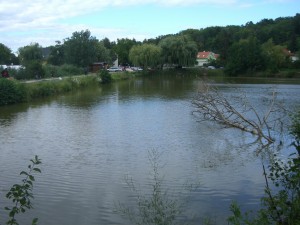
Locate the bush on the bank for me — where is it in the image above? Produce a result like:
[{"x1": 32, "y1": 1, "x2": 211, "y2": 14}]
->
[
  {"x1": 43, "y1": 64, "x2": 83, "y2": 78},
  {"x1": 57, "y1": 64, "x2": 84, "y2": 77},
  {"x1": 0, "y1": 78, "x2": 26, "y2": 105},
  {"x1": 11, "y1": 64, "x2": 84, "y2": 80},
  {"x1": 27, "y1": 75, "x2": 100, "y2": 99},
  {"x1": 98, "y1": 70, "x2": 112, "y2": 83},
  {"x1": 28, "y1": 81, "x2": 58, "y2": 98}
]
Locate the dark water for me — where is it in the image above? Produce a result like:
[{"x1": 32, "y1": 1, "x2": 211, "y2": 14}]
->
[{"x1": 1, "y1": 74, "x2": 300, "y2": 224}]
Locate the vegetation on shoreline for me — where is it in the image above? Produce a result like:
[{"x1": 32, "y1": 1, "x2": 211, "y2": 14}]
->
[
  {"x1": 0, "y1": 68, "x2": 149, "y2": 106},
  {"x1": 2, "y1": 66, "x2": 300, "y2": 107}
]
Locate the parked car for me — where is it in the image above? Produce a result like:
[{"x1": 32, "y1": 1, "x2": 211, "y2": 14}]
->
[
  {"x1": 207, "y1": 66, "x2": 216, "y2": 70},
  {"x1": 107, "y1": 67, "x2": 122, "y2": 72},
  {"x1": 131, "y1": 67, "x2": 143, "y2": 71},
  {"x1": 125, "y1": 67, "x2": 134, "y2": 72}
]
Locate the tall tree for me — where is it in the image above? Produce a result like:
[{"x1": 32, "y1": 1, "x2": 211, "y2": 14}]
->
[
  {"x1": 63, "y1": 30, "x2": 99, "y2": 67},
  {"x1": 179, "y1": 29, "x2": 204, "y2": 51},
  {"x1": 95, "y1": 41, "x2": 112, "y2": 63},
  {"x1": 18, "y1": 43, "x2": 43, "y2": 65},
  {"x1": 48, "y1": 41, "x2": 64, "y2": 66},
  {"x1": 129, "y1": 44, "x2": 162, "y2": 68},
  {"x1": 113, "y1": 38, "x2": 139, "y2": 66},
  {"x1": 99, "y1": 38, "x2": 117, "y2": 64},
  {"x1": 101, "y1": 37, "x2": 115, "y2": 50},
  {"x1": 261, "y1": 39, "x2": 287, "y2": 72},
  {"x1": 0, "y1": 43, "x2": 12, "y2": 65},
  {"x1": 159, "y1": 35, "x2": 197, "y2": 68},
  {"x1": 225, "y1": 37, "x2": 265, "y2": 75},
  {"x1": 18, "y1": 43, "x2": 44, "y2": 79}
]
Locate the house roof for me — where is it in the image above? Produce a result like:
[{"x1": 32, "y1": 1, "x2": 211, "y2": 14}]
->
[
  {"x1": 197, "y1": 51, "x2": 211, "y2": 59},
  {"x1": 197, "y1": 51, "x2": 219, "y2": 59}
]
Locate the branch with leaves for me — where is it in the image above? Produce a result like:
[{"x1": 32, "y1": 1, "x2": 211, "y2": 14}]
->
[{"x1": 3, "y1": 155, "x2": 42, "y2": 225}]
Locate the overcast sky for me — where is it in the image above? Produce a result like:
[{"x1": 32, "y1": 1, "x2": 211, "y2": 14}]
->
[{"x1": 0, "y1": 0, "x2": 299, "y2": 53}]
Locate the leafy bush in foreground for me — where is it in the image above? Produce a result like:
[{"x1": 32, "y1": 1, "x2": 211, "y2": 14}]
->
[
  {"x1": 228, "y1": 110, "x2": 300, "y2": 225},
  {"x1": 0, "y1": 79, "x2": 26, "y2": 105}
]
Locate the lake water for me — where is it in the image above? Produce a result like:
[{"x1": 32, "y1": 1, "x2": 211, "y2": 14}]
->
[{"x1": 1, "y1": 74, "x2": 300, "y2": 224}]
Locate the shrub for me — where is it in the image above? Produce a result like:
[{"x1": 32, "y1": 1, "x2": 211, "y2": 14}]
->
[
  {"x1": 24, "y1": 61, "x2": 45, "y2": 79},
  {"x1": 43, "y1": 64, "x2": 59, "y2": 78},
  {"x1": 58, "y1": 64, "x2": 83, "y2": 77},
  {"x1": 98, "y1": 70, "x2": 112, "y2": 84},
  {"x1": 0, "y1": 78, "x2": 26, "y2": 105},
  {"x1": 27, "y1": 81, "x2": 57, "y2": 98}
]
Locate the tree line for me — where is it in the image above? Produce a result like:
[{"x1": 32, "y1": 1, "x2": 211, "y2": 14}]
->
[{"x1": 1, "y1": 13, "x2": 300, "y2": 78}]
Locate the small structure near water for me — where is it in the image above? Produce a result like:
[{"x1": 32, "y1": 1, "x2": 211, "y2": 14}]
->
[{"x1": 89, "y1": 62, "x2": 108, "y2": 73}]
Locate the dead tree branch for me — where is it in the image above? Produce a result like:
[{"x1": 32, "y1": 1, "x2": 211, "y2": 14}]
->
[{"x1": 192, "y1": 81, "x2": 287, "y2": 145}]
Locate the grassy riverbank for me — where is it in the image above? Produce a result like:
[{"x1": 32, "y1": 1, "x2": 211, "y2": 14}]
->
[
  {"x1": 0, "y1": 71, "x2": 143, "y2": 106},
  {"x1": 1, "y1": 67, "x2": 300, "y2": 106}
]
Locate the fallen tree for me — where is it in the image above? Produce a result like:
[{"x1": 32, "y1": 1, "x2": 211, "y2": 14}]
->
[{"x1": 192, "y1": 80, "x2": 287, "y2": 146}]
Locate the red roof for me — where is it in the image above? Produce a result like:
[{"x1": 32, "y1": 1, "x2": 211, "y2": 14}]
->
[
  {"x1": 197, "y1": 51, "x2": 211, "y2": 59},
  {"x1": 197, "y1": 51, "x2": 219, "y2": 59}
]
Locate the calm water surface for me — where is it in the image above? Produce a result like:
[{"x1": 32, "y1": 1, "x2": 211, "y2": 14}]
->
[{"x1": 1, "y1": 74, "x2": 300, "y2": 224}]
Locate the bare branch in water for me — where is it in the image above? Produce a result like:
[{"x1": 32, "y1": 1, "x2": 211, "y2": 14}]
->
[{"x1": 192, "y1": 80, "x2": 287, "y2": 145}]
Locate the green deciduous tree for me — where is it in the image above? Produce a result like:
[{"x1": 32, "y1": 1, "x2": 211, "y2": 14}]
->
[
  {"x1": 95, "y1": 41, "x2": 112, "y2": 64},
  {"x1": 63, "y1": 30, "x2": 99, "y2": 67},
  {"x1": 48, "y1": 41, "x2": 65, "y2": 66},
  {"x1": 159, "y1": 35, "x2": 198, "y2": 68},
  {"x1": 225, "y1": 37, "x2": 265, "y2": 76},
  {"x1": 261, "y1": 39, "x2": 287, "y2": 72},
  {"x1": 18, "y1": 43, "x2": 43, "y2": 65},
  {"x1": 0, "y1": 43, "x2": 13, "y2": 65},
  {"x1": 129, "y1": 44, "x2": 162, "y2": 69},
  {"x1": 18, "y1": 43, "x2": 45, "y2": 79},
  {"x1": 113, "y1": 38, "x2": 139, "y2": 66}
]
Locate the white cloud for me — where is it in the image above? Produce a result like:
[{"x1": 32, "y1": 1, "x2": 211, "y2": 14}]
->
[
  {"x1": 0, "y1": 0, "x2": 296, "y2": 52},
  {"x1": 0, "y1": 0, "x2": 238, "y2": 27}
]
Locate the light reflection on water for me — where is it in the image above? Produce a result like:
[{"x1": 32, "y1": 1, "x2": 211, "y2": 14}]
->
[{"x1": 0, "y1": 75, "x2": 300, "y2": 225}]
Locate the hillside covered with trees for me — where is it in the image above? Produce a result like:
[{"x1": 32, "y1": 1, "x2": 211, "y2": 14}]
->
[{"x1": 1, "y1": 13, "x2": 300, "y2": 78}]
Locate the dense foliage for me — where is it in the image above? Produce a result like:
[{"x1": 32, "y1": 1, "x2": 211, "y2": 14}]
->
[
  {"x1": 0, "y1": 75, "x2": 102, "y2": 106},
  {"x1": 159, "y1": 35, "x2": 198, "y2": 68},
  {"x1": 129, "y1": 44, "x2": 162, "y2": 68},
  {"x1": 0, "y1": 79, "x2": 26, "y2": 105},
  {"x1": 63, "y1": 30, "x2": 99, "y2": 67},
  {"x1": 98, "y1": 70, "x2": 112, "y2": 84},
  {"x1": 18, "y1": 43, "x2": 45, "y2": 79},
  {"x1": 0, "y1": 44, "x2": 18, "y2": 65}
]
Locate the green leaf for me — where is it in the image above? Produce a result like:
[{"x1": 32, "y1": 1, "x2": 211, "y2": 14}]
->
[
  {"x1": 33, "y1": 168, "x2": 41, "y2": 173},
  {"x1": 9, "y1": 210, "x2": 15, "y2": 217},
  {"x1": 20, "y1": 197, "x2": 27, "y2": 205},
  {"x1": 20, "y1": 171, "x2": 29, "y2": 176},
  {"x1": 32, "y1": 218, "x2": 39, "y2": 225},
  {"x1": 29, "y1": 175, "x2": 35, "y2": 181}
]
